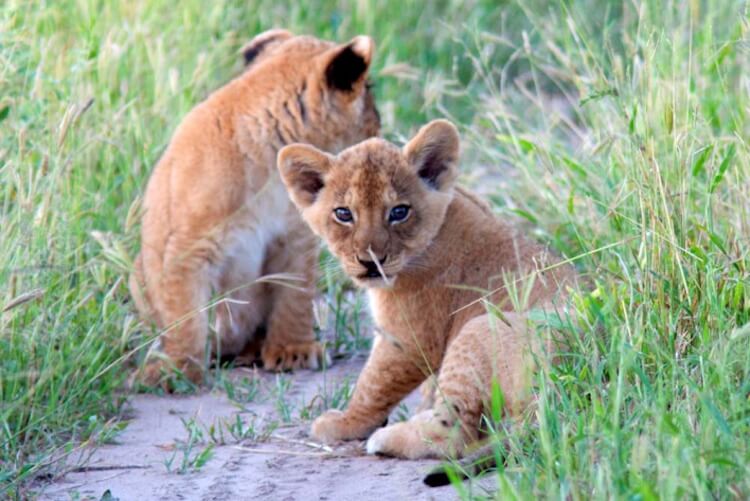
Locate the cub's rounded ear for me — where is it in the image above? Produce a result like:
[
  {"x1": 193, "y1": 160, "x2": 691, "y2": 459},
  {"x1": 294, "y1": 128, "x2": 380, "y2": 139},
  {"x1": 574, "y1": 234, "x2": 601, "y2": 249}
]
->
[
  {"x1": 278, "y1": 144, "x2": 333, "y2": 209},
  {"x1": 323, "y1": 35, "x2": 374, "y2": 92},
  {"x1": 240, "y1": 29, "x2": 293, "y2": 66},
  {"x1": 403, "y1": 119, "x2": 460, "y2": 192}
]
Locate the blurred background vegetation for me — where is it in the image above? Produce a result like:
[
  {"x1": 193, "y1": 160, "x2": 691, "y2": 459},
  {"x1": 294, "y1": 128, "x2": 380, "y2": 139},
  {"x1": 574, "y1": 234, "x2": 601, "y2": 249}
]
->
[{"x1": 2, "y1": 0, "x2": 749, "y2": 498}]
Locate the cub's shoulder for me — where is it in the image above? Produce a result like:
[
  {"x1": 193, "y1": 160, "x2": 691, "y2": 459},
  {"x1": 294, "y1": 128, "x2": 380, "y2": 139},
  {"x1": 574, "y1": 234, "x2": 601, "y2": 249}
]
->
[{"x1": 453, "y1": 186, "x2": 495, "y2": 218}]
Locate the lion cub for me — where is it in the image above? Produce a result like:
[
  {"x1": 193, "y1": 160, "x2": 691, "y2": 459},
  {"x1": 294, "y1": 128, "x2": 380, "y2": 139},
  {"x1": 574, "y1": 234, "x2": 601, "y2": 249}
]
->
[
  {"x1": 129, "y1": 30, "x2": 380, "y2": 387},
  {"x1": 278, "y1": 120, "x2": 576, "y2": 459}
]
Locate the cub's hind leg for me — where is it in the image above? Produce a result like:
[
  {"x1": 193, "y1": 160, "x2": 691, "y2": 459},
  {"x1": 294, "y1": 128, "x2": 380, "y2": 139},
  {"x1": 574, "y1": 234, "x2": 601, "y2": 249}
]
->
[
  {"x1": 138, "y1": 235, "x2": 215, "y2": 388},
  {"x1": 416, "y1": 374, "x2": 438, "y2": 412},
  {"x1": 260, "y1": 219, "x2": 326, "y2": 371},
  {"x1": 129, "y1": 252, "x2": 158, "y2": 325},
  {"x1": 366, "y1": 312, "x2": 536, "y2": 459}
]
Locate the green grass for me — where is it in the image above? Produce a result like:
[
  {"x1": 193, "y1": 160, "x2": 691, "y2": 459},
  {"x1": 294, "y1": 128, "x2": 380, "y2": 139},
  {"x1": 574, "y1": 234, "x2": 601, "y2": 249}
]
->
[
  {"x1": 1, "y1": 0, "x2": 749, "y2": 499},
  {"x1": 456, "y1": 1, "x2": 750, "y2": 498}
]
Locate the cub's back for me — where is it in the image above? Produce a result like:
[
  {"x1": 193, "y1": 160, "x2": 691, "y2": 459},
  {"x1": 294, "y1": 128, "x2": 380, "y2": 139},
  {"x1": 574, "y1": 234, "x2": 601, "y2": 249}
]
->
[{"x1": 423, "y1": 188, "x2": 575, "y2": 313}]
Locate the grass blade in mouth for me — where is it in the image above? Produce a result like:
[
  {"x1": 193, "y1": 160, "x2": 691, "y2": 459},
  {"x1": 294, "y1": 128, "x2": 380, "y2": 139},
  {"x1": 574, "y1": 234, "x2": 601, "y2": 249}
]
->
[{"x1": 367, "y1": 245, "x2": 392, "y2": 286}]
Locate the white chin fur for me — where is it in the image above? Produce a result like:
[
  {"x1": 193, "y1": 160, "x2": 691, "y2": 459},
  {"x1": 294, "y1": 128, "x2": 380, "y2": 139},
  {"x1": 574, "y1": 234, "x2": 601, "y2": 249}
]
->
[{"x1": 355, "y1": 276, "x2": 394, "y2": 289}]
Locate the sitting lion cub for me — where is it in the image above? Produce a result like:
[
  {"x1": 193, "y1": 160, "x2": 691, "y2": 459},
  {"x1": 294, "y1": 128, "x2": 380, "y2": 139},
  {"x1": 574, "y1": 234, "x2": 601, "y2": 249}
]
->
[
  {"x1": 130, "y1": 30, "x2": 380, "y2": 388},
  {"x1": 278, "y1": 120, "x2": 577, "y2": 459}
]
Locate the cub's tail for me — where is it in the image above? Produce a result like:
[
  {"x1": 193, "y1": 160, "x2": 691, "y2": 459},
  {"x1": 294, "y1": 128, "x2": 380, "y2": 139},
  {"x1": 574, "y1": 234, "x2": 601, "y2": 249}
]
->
[{"x1": 423, "y1": 441, "x2": 500, "y2": 487}]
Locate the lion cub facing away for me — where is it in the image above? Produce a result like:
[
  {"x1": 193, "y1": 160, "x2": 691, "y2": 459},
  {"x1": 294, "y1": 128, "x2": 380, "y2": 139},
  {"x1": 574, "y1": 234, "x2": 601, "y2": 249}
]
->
[
  {"x1": 129, "y1": 30, "x2": 380, "y2": 387},
  {"x1": 278, "y1": 120, "x2": 577, "y2": 459}
]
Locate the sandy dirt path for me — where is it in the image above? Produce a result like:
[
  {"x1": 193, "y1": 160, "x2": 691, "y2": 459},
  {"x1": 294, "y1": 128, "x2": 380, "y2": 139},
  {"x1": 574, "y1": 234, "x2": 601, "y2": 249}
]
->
[{"x1": 36, "y1": 356, "x2": 495, "y2": 500}]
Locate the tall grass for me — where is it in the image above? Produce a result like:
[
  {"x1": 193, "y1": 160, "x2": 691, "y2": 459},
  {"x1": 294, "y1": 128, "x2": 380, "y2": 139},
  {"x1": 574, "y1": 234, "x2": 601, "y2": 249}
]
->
[
  {"x1": 453, "y1": 1, "x2": 750, "y2": 498},
  {"x1": 1, "y1": 0, "x2": 748, "y2": 498}
]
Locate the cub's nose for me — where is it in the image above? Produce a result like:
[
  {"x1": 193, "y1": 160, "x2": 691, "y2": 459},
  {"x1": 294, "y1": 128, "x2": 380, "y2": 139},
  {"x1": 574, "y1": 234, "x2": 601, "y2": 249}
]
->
[{"x1": 358, "y1": 255, "x2": 387, "y2": 277}]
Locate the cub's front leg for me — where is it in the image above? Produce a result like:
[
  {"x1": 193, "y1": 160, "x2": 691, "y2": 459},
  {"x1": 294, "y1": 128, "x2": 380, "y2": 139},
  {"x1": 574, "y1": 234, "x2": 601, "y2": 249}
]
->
[
  {"x1": 261, "y1": 221, "x2": 327, "y2": 371},
  {"x1": 311, "y1": 335, "x2": 427, "y2": 443}
]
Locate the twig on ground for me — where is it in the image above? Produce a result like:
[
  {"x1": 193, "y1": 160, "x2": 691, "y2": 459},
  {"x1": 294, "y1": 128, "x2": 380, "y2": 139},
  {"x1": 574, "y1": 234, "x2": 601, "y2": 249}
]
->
[
  {"x1": 270, "y1": 433, "x2": 334, "y2": 453},
  {"x1": 69, "y1": 464, "x2": 151, "y2": 472},
  {"x1": 231, "y1": 445, "x2": 334, "y2": 458}
]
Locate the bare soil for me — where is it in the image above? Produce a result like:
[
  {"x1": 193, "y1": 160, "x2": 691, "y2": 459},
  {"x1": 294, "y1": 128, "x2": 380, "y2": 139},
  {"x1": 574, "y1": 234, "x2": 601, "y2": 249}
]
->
[{"x1": 35, "y1": 356, "x2": 496, "y2": 500}]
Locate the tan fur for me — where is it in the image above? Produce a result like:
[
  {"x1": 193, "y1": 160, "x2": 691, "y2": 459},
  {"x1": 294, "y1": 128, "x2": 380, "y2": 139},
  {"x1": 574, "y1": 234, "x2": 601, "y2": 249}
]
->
[
  {"x1": 129, "y1": 30, "x2": 380, "y2": 388},
  {"x1": 278, "y1": 120, "x2": 577, "y2": 459}
]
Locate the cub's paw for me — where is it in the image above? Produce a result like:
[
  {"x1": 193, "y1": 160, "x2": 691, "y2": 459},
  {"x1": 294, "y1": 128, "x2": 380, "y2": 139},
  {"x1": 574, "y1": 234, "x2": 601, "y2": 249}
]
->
[
  {"x1": 311, "y1": 410, "x2": 349, "y2": 444},
  {"x1": 262, "y1": 341, "x2": 329, "y2": 372},
  {"x1": 132, "y1": 357, "x2": 203, "y2": 393},
  {"x1": 366, "y1": 422, "x2": 439, "y2": 460},
  {"x1": 366, "y1": 424, "x2": 406, "y2": 457},
  {"x1": 311, "y1": 410, "x2": 385, "y2": 444}
]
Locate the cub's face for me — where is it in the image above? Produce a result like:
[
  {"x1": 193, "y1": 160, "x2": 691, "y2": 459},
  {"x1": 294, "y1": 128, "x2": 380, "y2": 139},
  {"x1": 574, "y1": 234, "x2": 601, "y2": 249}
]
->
[
  {"x1": 242, "y1": 30, "x2": 380, "y2": 149},
  {"x1": 279, "y1": 120, "x2": 460, "y2": 287}
]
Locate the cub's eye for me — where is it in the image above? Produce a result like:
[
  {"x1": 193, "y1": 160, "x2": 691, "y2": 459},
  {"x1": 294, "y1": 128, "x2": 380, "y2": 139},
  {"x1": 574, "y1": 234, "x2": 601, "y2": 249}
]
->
[
  {"x1": 388, "y1": 204, "x2": 410, "y2": 224},
  {"x1": 333, "y1": 207, "x2": 353, "y2": 223}
]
